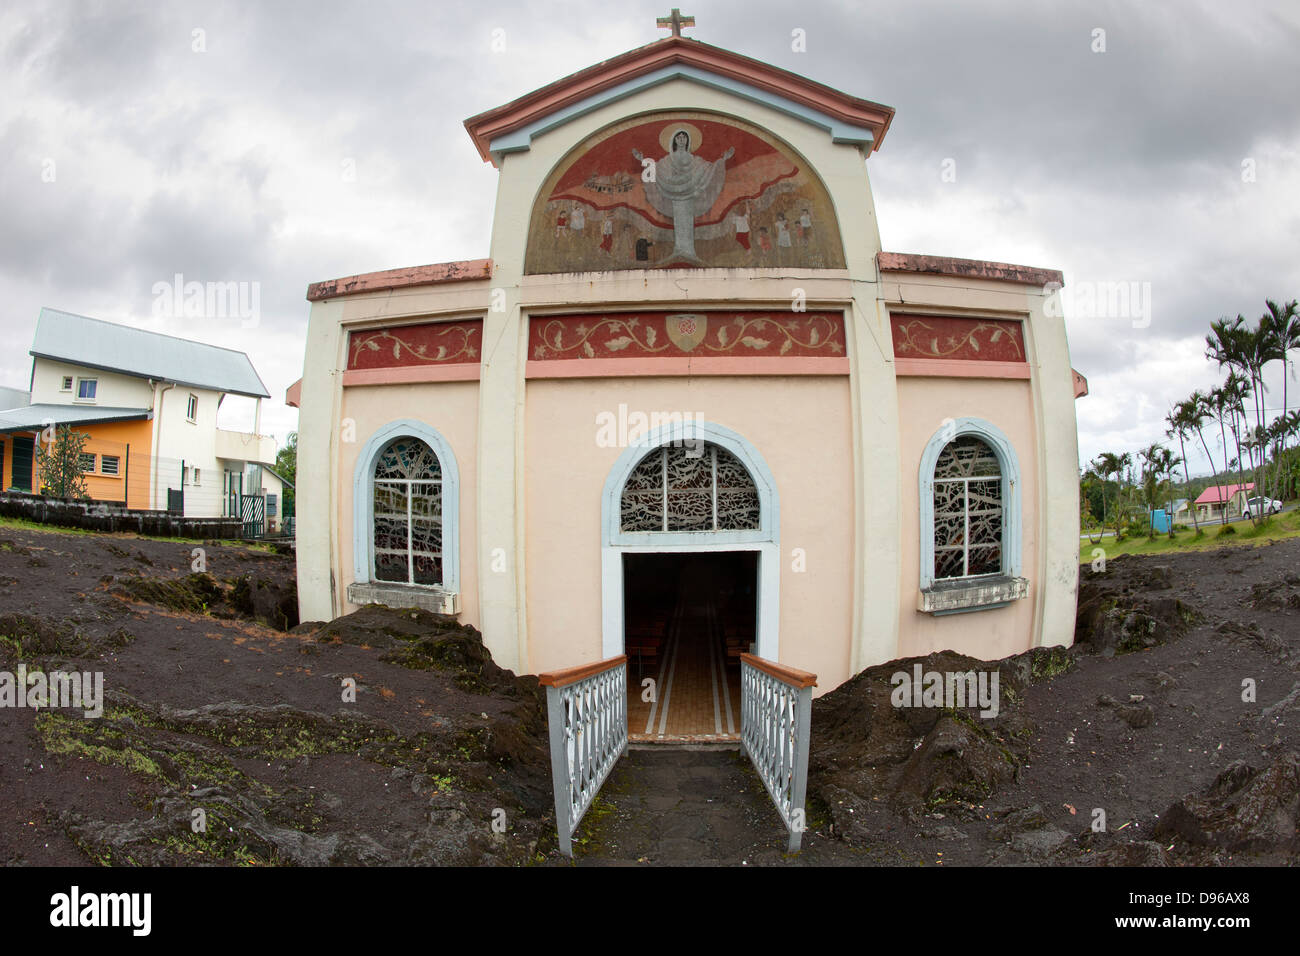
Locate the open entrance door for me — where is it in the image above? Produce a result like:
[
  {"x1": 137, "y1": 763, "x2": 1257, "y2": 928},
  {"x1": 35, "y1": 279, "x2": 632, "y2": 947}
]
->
[{"x1": 623, "y1": 550, "x2": 756, "y2": 740}]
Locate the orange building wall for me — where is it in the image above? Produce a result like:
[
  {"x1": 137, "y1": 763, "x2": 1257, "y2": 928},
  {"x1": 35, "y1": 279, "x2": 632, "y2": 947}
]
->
[
  {"x1": 80, "y1": 419, "x2": 154, "y2": 508},
  {"x1": 20, "y1": 419, "x2": 154, "y2": 508}
]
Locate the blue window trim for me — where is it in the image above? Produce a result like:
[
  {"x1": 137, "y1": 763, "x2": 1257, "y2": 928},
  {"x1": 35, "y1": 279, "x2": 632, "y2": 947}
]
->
[
  {"x1": 601, "y1": 420, "x2": 780, "y2": 548},
  {"x1": 352, "y1": 419, "x2": 460, "y2": 594},
  {"x1": 918, "y1": 417, "x2": 1022, "y2": 594}
]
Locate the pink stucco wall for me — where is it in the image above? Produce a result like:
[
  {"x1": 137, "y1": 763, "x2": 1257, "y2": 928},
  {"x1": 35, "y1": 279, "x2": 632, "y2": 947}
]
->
[
  {"x1": 523, "y1": 375, "x2": 856, "y2": 690},
  {"x1": 337, "y1": 382, "x2": 481, "y2": 626},
  {"x1": 894, "y1": 376, "x2": 1040, "y2": 661}
]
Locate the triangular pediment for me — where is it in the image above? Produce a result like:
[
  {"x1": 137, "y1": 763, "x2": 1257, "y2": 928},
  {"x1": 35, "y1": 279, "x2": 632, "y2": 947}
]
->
[{"x1": 464, "y1": 37, "x2": 894, "y2": 166}]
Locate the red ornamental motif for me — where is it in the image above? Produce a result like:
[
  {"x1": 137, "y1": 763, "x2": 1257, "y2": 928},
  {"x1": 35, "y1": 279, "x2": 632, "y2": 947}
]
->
[
  {"x1": 529, "y1": 312, "x2": 846, "y2": 361},
  {"x1": 889, "y1": 315, "x2": 1025, "y2": 363},
  {"x1": 347, "y1": 321, "x2": 483, "y2": 370}
]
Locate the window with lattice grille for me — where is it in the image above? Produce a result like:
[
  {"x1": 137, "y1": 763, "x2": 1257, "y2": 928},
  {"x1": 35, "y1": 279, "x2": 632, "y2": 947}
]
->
[
  {"x1": 620, "y1": 442, "x2": 760, "y2": 532},
  {"x1": 371, "y1": 437, "x2": 443, "y2": 586},
  {"x1": 932, "y1": 435, "x2": 1003, "y2": 580}
]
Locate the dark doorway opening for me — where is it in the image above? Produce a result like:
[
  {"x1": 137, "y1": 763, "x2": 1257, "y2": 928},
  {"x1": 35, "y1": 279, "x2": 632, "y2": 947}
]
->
[{"x1": 623, "y1": 550, "x2": 757, "y2": 739}]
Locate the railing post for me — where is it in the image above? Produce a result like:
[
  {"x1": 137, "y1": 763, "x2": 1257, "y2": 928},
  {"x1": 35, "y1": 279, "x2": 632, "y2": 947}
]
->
[
  {"x1": 538, "y1": 655, "x2": 628, "y2": 859},
  {"x1": 739, "y1": 653, "x2": 817, "y2": 854},
  {"x1": 789, "y1": 683, "x2": 812, "y2": 852},
  {"x1": 544, "y1": 684, "x2": 573, "y2": 858}
]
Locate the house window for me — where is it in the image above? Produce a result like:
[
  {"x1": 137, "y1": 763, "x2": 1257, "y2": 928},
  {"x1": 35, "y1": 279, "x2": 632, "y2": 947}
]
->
[
  {"x1": 187, "y1": 394, "x2": 198, "y2": 422},
  {"x1": 192, "y1": 467, "x2": 201, "y2": 485},
  {"x1": 932, "y1": 436, "x2": 1003, "y2": 580},
  {"x1": 101, "y1": 455, "x2": 120, "y2": 476},
  {"x1": 371, "y1": 436, "x2": 443, "y2": 586},
  {"x1": 620, "y1": 443, "x2": 760, "y2": 532},
  {"x1": 60, "y1": 376, "x2": 73, "y2": 391},
  {"x1": 79, "y1": 453, "x2": 96, "y2": 473},
  {"x1": 918, "y1": 418, "x2": 1026, "y2": 614},
  {"x1": 76, "y1": 378, "x2": 97, "y2": 401}
]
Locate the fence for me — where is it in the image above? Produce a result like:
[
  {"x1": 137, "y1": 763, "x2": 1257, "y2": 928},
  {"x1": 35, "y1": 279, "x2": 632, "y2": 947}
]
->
[
  {"x1": 740, "y1": 653, "x2": 816, "y2": 853},
  {"x1": 7, "y1": 433, "x2": 288, "y2": 532},
  {"x1": 0, "y1": 491, "x2": 241, "y2": 538},
  {"x1": 538, "y1": 655, "x2": 628, "y2": 858}
]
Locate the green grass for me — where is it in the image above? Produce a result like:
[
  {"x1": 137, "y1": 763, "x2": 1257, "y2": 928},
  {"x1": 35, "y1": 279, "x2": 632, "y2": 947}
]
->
[
  {"x1": 1080, "y1": 507, "x2": 1300, "y2": 563},
  {"x1": 0, "y1": 515, "x2": 273, "y2": 550}
]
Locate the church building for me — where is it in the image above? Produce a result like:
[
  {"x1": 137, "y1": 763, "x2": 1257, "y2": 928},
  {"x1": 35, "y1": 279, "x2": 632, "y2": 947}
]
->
[{"x1": 293, "y1": 22, "x2": 1086, "y2": 740}]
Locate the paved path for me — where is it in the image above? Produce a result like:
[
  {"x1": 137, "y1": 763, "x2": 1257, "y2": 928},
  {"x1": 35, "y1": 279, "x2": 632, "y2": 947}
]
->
[{"x1": 569, "y1": 747, "x2": 866, "y2": 866}]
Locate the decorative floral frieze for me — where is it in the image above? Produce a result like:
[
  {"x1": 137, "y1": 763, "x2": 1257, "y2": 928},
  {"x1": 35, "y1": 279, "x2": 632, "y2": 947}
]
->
[
  {"x1": 530, "y1": 312, "x2": 845, "y2": 361},
  {"x1": 890, "y1": 315, "x2": 1025, "y2": 362},
  {"x1": 347, "y1": 321, "x2": 483, "y2": 370}
]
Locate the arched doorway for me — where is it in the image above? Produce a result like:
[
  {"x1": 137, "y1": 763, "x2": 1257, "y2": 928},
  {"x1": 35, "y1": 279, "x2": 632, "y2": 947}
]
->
[{"x1": 600, "y1": 422, "x2": 779, "y2": 738}]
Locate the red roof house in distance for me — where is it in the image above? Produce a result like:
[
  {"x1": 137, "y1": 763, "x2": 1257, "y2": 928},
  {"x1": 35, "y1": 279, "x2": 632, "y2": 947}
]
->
[{"x1": 1194, "y1": 482, "x2": 1255, "y2": 520}]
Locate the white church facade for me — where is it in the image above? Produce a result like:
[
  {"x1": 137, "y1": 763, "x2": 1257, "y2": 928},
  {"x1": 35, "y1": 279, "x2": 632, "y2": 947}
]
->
[{"x1": 293, "y1": 32, "x2": 1085, "y2": 731}]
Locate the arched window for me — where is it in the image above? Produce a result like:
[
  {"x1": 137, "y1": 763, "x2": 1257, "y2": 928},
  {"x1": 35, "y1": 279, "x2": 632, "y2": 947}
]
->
[
  {"x1": 918, "y1": 418, "x2": 1025, "y2": 612},
  {"x1": 351, "y1": 420, "x2": 461, "y2": 612},
  {"x1": 372, "y1": 436, "x2": 443, "y2": 585},
  {"x1": 620, "y1": 442, "x2": 761, "y2": 533}
]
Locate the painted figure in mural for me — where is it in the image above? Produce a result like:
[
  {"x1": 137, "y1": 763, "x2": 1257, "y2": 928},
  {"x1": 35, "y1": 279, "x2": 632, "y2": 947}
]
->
[
  {"x1": 799, "y1": 208, "x2": 812, "y2": 244},
  {"x1": 600, "y1": 214, "x2": 614, "y2": 253},
  {"x1": 776, "y1": 212, "x2": 792, "y2": 250},
  {"x1": 633, "y1": 128, "x2": 734, "y2": 262},
  {"x1": 733, "y1": 201, "x2": 751, "y2": 250}
]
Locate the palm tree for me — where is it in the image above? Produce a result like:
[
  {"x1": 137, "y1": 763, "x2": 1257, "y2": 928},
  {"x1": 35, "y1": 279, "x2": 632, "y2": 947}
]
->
[
  {"x1": 1140, "y1": 443, "x2": 1180, "y2": 539},
  {"x1": 1268, "y1": 297, "x2": 1300, "y2": 450},
  {"x1": 1093, "y1": 451, "x2": 1132, "y2": 541},
  {"x1": 1261, "y1": 299, "x2": 1300, "y2": 451},
  {"x1": 1166, "y1": 399, "x2": 1203, "y2": 535},
  {"x1": 1220, "y1": 372, "x2": 1253, "y2": 492}
]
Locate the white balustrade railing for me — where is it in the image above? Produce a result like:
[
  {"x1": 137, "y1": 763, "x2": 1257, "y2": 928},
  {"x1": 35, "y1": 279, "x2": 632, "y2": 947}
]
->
[
  {"x1": 539, "y1": 655, "x2": 628, "y2": 857},
  {"x1": 740, "y1": 653, "x2": 816, "y2": 853}
]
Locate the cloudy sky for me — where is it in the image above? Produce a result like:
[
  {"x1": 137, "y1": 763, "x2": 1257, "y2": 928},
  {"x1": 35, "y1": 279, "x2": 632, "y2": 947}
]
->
[{"x1": 2, "y1": 0, "x2": 1298, "y2": 476}]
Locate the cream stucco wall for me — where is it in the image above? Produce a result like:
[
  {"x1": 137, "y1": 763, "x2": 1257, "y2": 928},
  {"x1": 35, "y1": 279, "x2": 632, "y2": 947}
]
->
[
  {"x1": 479, "y1": 77, "x2": 894, "y2": 677},
  {"x1": 894, "y1": 376, "x2": 1039, "y2": 660},
  {"x1": 523, "y1": 375, "x2": 855, "y2": 688},
  {"x1": 29, "y1": 358, "x2": 155, "y2": 407},
  {"x1": 335, "y1": 382, "x2": 481, "y2": 626}
]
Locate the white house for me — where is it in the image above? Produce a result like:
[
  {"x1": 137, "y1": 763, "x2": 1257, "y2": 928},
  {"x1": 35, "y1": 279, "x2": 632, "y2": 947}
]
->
[{"x1": 0, "y1": 308, "x2": 282, "y2": 529}]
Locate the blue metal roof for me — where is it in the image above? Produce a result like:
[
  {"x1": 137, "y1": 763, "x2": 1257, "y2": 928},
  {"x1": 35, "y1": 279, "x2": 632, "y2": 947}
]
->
[{"x1": 30, "y1": 308, "x2": 271, "y2": 399}]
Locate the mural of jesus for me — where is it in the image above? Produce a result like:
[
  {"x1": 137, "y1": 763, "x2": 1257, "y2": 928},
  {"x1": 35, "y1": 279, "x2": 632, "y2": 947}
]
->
[{"x1": 633, "y1": 128, "x2": 734, "y2": 263}]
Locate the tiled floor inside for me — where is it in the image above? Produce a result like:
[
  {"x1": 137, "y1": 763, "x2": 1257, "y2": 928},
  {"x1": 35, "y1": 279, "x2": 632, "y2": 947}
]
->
[{"x1": 627, "y1": 598, "x2": 747, "y2": 741}]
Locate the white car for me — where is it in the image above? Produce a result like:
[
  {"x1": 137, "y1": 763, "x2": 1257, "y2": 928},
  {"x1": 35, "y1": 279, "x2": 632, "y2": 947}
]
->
[{"x1": 1242, "y1": 496, "x2": 1282, "y2": 518}]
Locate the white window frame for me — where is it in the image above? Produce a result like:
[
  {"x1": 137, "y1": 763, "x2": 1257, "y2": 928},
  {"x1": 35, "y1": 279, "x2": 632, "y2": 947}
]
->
[
  {"x1": 918, "y1": 417, "x2": 1025, "y2": 614},
  {"x1": 75, "y1": 377, "x2": 98, "y2": 403},
  {"x1": 100, "y1": 455, "x2": 120, "y2": 477},
  {"x1": 186, "y1": 394, "x2": 198, "y2": 422},
  {"x1": 60, "y1": 376, "x2": 73, "y2": 391},
  {"x1": 79, "y1": 452, "x2": 96, "y2": 474}
]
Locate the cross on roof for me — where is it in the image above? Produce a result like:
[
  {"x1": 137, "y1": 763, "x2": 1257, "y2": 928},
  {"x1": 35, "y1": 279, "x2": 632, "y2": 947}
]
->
[{"x1": 656, "y1": 8, "x2": 695, "y2": 38}]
